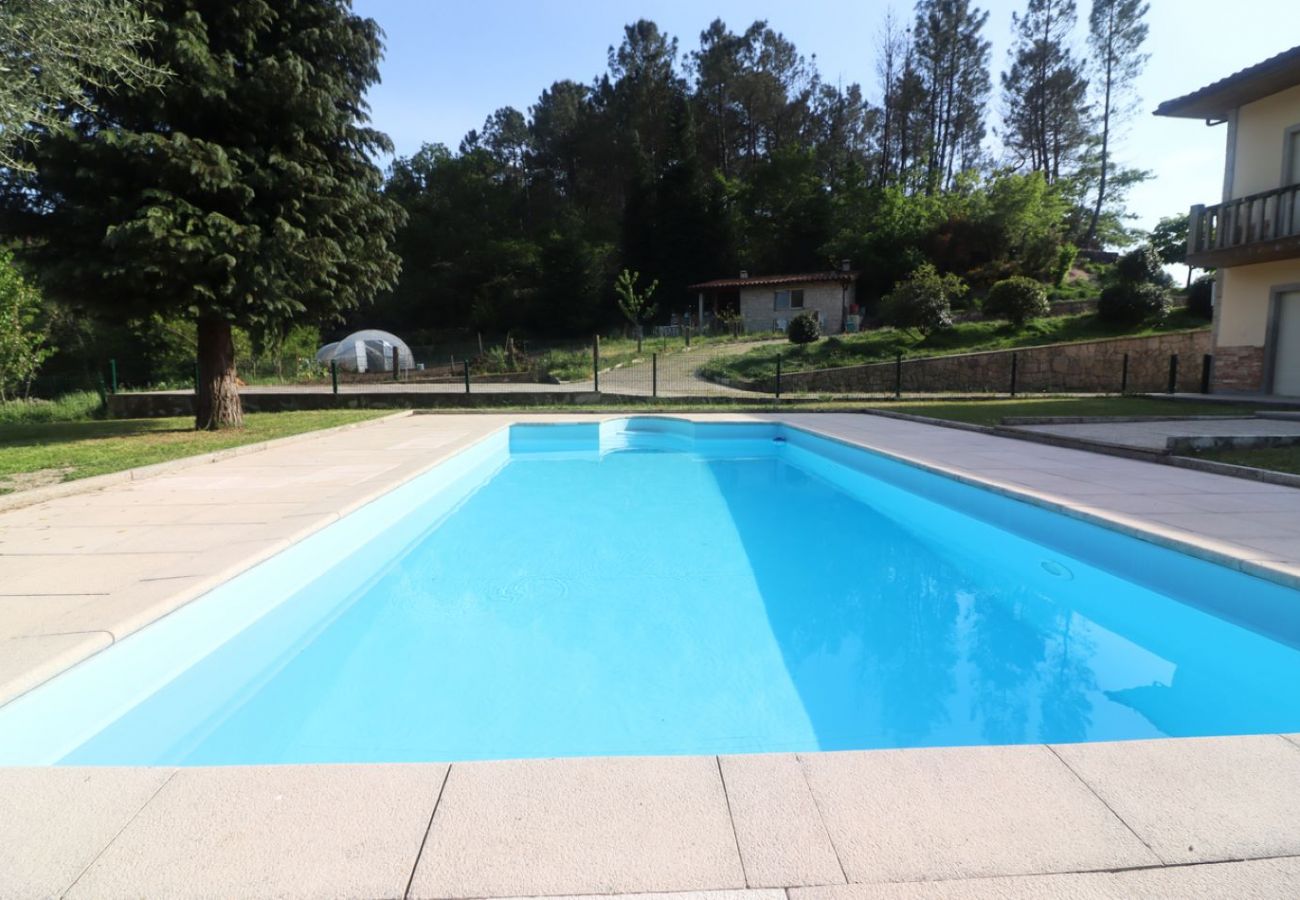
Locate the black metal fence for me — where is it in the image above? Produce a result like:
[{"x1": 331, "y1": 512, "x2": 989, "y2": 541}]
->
[{"x1": 28, "y1": 335, "x2": 1214, "y2": 405}]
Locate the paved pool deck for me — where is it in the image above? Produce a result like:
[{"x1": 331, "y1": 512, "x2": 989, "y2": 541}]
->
[
  {"x1": 2, "y1": 411, "x2": 1300, "y2": 898},
  {"x1": 1014, "y1": 416, "x2": 1300, "y2": 451}
]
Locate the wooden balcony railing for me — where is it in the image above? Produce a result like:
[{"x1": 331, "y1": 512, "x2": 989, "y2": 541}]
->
[{"x1": 1188, "y1": 183, "x2": 1300, "y2": 267}]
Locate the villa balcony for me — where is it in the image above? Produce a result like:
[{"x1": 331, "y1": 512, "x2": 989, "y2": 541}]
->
[{"x1": 1187, "y1": 183, "x2": 1300, "y2": 268}]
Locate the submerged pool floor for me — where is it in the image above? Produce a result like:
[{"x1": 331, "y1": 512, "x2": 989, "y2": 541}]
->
[{"x1": 45, "y1": 419, "x2": 1300, "y2": 766}]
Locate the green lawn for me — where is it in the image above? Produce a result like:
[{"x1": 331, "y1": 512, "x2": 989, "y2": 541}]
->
[
  {"x1": 3, "y1": 393, "x2": 1289, "y2": 496},
  {"x1": 700, "y1": 310, "x2": 1210, "y2": 382},
  {"x1": 0, "y1": 409, "x2": 392, "y2": 493},
  {"x1": 1190, "y1": 446, "x2": 1300, "y2": 477}
]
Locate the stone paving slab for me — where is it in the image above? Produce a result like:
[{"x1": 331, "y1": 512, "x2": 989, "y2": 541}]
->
[
  {"x1": 0, "y1": 415, "x2": 510, "y2": 705},
  {"x1": 409, "y1": 756, "x2": 746, "y2": 898},
  {"x1": 719, "y1": 753, "x2": 845, "y2": 887},
  {"x1": 788, "y1": 856, "x2": 1300, "y2": 898},
  {"x1": 1016, "y1": 418, "x2": 1300, "y2": 451},
  {"x1": 0, "y1": 766, "x2": 173, "y2": 900},
  {"x1": 798, "y1": 745, "x2": 1159, "y2": 884},
  {"x1": 1052, "y1": 735, "x2": 1300, "y2": 864},
  {"x1": 3, "y1": 413, "x2": 1300, "y2": 897},
  {"x1": 65, "y1": 764, "x2": 445, "y2": 900}
]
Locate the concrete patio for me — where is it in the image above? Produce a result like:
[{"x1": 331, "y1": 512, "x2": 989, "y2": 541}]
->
[
  {"x1": 1013, "y1": 415, "x2": 1300, "y2": 451},
  {"x1": 2, "y1": 411, "x2": 1299, "y2": 898}
]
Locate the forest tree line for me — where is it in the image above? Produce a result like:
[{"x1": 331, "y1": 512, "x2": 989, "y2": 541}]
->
[
  {"x1": 0, "y1": 0, "x2": 1158, "y2": 424},
  {"x1": 372, "y1": 0, "x2": 1154, "y2": 338}
]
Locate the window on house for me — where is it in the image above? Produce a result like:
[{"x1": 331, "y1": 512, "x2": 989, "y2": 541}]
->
[{"x1": 774, "y1": 289, "x2": 804, "y2": 310}]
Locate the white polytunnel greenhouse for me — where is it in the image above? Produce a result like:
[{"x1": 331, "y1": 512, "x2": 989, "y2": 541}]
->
[{"x1": 315, "y1": 330, "x2": 415, "y2": 373}]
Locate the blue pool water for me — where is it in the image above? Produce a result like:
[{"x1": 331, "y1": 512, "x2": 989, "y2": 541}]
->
[{"x1": 3, "y1": 417, "x2": 1300, "y2": 765}]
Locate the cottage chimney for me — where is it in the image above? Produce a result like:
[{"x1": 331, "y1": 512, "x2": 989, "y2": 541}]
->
[{"x1": 739, "y1": 269, "x2": 749, "y2": 279}]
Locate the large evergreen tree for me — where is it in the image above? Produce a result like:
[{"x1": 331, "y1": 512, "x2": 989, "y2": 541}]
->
[
  {"x1": 0, "y1": 0, "x2": 402, "y2": 428},
  {"x1": 913, "y1": 0, "x2": 992, "y2": 193},
  {"x1": 0, "y1": 0, "x2": 163, "y2": 170},
  {"x1": 1085, "y1": 0, "x2": 1150, "y2": 246},
  {"x1": 1001, "y1": 0, "x2": 1090, "y2": 183}
]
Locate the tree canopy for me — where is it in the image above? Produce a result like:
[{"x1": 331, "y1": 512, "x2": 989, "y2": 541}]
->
[
  {"x1": 0, "y1": 0, "x2": 164, "y2": 170},
  {"x1": 0, "y1": 0, "x2": 403, "y2": 427}
]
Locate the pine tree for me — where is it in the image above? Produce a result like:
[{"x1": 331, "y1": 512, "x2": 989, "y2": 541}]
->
[
  {"x1": 1085, "y1": 0, "x2": 1150, "y2": 246},
  {"x1": 0, "y1": 0, "x2": 403, "y2": 428},
  {"x1": 1001, "y1": 0, "x2": 1090, "y2": 182},
  {"x1": 913, "y1": 0, "x2": 992, "y2": 193}
]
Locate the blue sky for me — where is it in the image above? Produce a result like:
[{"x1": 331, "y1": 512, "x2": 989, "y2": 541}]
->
[{"x1": 351, "y1": 0, "x2": 1292, "y2": 233}]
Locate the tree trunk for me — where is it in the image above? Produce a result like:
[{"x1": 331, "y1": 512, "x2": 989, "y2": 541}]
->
[
  {"x1": 195, "y1": 316, "x2": 243, "y2": 430},
  {"x1": 1086, "y1": 17, "x2": 1115, "y2": 248}
]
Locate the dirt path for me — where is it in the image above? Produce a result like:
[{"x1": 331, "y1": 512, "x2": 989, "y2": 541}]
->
[{"x1": 596, "y1": 340, "x2": 780, "y2": 396}]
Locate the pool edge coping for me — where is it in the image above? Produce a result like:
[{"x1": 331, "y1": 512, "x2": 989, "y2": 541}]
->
[
  {"x1": 0, "y1": 409, "x2": 417, "y2": 514},
  {"x1": 4, "y1": 410, "x2": 1298, "y2": 711},
  {"x1": 766, "y1": 413, "x2": 1300, "y2": 593},
  {"x1": 6, "y1": 413, "x2": 1300, "y2": 896}
]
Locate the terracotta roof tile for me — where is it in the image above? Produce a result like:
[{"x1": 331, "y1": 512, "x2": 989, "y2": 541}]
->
[{"x1": 688, "y1": 271, "x2": 859, "y2": 290}]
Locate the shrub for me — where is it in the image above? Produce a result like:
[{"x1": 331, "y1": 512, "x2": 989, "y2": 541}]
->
[
  {"x1": 1114, "y1": 244, "x2": 1171, "y2": 287},
  {"x1": 984, "y1": 276, "x2": 1050, "y2": 328},
  {"x1": 0, "y1": 250, "x2": 53, "y2": 401},
  {"x1": 1052, "y1": 242, "x2": 1079, "y2": 287},
  {"x1": 1187, "y1": 274, "x2": 1214, "y2": 319},
  {"x1": 1098, "y1": 282, "x2": 1171, "y2": 325},
  {"x1": 880, "y1": 263, "x2": 966, "y2": 336},
  {"x1": 787, "y1": 312, "x2": 821, "y2": 344}
]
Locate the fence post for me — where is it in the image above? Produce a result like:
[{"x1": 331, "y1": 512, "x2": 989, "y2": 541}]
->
[
  {"x1": 330, "y1": 361, "x2": 338, "y2": 395},
  {"x1": 1200, "y1": 354, "x2": 1213, "y2": 394},
  {"x1": 775, "y1": 353, "x2": 782, "y2": 402},
  {"x1": 652, "y1": 352, "x2": 658, "y2": 399},
  {"x1": 593, "y1": 335, "x2": 600, "y2": 392},
  {"x1": 463, "y1": 359, "x2": 471, "y2": 395},
  {"x1": 1167, "y1": 353, "x2": 1179, "y2": 394},
  {"x1": 106, "y1": 358, "x2": 117, "y2": 394},
  {"x1": 392, "y1": 346, "x2": 400, "y2": 382},
  {"x1": 1120, "y1": 352, "x2": 1130, "y2": 394},
  {"x1": 894, "y1": 352, "x2": 902, "y2": 399},
  {"x1": 1009, "y1": 352, "x2": 1019, "y2": 398},
  {"x1": 685, "y1": 326, "x2": 691, "y2": 349}
]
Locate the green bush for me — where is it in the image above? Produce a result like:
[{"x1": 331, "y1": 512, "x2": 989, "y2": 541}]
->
[
  {"x1": 1098, "y1": 282, "x2": 1171, "y2": 325},
  {"x1": 786, "y1": 312, "x2": 821, "y2": 344},
  {"x1": 0, "y1": 250, "x2": 53, "y2": 401},
  {"x1": 880, "y1": 264, "x2": 966, "y2": 336},
  {"x1": 1053, "y1": 242, "x2": 1079, "y2": 287},
  {"x1": 0, "y1": 390, "x2": 103, "y2": 425},
  {"x1": 983, "y1": 276, "x2": 1050, "y2": 328},
  {"x1": 1098, "y1": 244, "x2": 1175, "y2": 325},
  {"x1": 1115, "y1": 244, "x2": 1171, "y2": 287},
  {"x1": 1187, "y1": 274, "x2": 1214, "y2": 319}
]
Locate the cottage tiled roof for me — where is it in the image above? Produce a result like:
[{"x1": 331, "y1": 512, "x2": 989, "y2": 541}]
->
[
  {"x1": 689, "y1": 271, "x2": 859, "y2": 290},
  {"x1": 1155, "y1": 44, "x2": 1300, "y2": 119}
]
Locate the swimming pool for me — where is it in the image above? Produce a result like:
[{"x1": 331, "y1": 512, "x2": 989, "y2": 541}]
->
[{"x1": 2, "y1": 416, "x2": 1298, "y2": 765}]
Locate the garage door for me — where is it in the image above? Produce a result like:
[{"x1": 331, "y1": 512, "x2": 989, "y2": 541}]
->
[{"x1": 1275, "y1": 291, "x2": 1300, "y2": 396}]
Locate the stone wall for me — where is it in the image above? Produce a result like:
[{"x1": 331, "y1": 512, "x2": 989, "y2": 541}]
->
[
  {"x1": 1212, "y1": 345, "x2": 1265, "y2": 392},
  {"x1": 740, "y1": 282, "x2": 852, "y2": 333},
  {"x1": 107, "y1": 390, "x2": 604, "y2": 418},
  {"x1": 770, "y1": 329, "x2": 1213, "y2": 395}
]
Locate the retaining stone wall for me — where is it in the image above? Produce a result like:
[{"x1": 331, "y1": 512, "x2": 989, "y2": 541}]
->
[{"x1": 771, "y1": 329, "x2": 1213, "y2": 395}]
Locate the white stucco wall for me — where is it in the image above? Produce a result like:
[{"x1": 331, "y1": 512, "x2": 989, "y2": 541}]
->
[
  {"x1": 739, "y1": 282, "x2": 855, "y2": 333},
  {"x1": 1230, "y1": 83, "x2": 1300, "y2": 199},
  {"x1": 1219, "y1": 259, "x2": 1300, "y2": 347}
]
